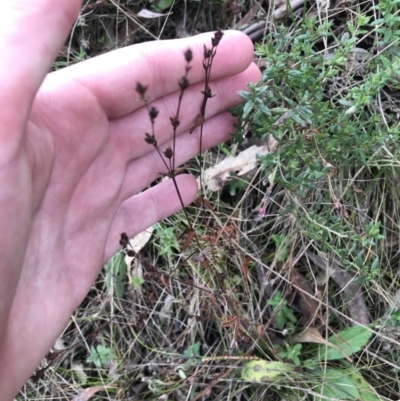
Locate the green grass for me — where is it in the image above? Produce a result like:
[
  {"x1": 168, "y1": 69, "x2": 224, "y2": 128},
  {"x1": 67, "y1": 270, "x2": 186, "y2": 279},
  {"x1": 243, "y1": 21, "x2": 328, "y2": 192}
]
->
[{"x1": 19, "y1": 0, "x2": 400, "y2": 400}]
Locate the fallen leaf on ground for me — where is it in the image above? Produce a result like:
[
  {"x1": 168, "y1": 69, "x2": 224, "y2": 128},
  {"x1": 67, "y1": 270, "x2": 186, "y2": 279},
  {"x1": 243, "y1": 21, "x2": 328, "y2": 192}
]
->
[
  {"x1": 305, "y1": 251, "x2": 370, "y2": 325},
  {"x1": 290, "y1": 269, "x2": 320, "y2": 325},
  {"x1": 137, "y1": 9, "x2": 169, "y2": 18},
  {"x1": 123, "y1": 228, "x2": 154, "y2": 271},
  {"x1": 199, "y1": 138, "x2": 277, "y2": 191},
  {"x1": 129, "y1": 227, "x2": 154, "y2": 253},
  {"x1": 293, "y1": 327, "x2": 330, "y2": 345},
  {"x1": 71, "y1": 386, "x2": 113, "y2": 401}
]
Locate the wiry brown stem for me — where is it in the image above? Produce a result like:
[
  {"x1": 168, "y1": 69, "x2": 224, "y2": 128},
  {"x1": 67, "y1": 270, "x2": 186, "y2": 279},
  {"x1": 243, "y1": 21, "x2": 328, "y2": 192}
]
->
[
  {"x1": 192, "y1": 29, "x2": 224, "y2": 197},
  {"x1": 136, "y1": 49, "x2": 202, "y2": 247},
  {"x1": 171, "y1": 49, "x2": 192, "y2": 173}
]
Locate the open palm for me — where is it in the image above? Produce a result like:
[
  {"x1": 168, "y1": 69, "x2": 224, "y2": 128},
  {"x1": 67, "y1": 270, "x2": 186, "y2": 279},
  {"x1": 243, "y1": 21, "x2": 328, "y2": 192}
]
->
[{"x1": 0, "y1": 1, "x2": 260, "y2": 399}]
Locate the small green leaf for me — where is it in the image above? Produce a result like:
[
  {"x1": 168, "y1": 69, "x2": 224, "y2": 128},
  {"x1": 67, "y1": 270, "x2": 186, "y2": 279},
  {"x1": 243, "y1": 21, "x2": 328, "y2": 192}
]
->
[
  {"x1": 276, "y1": 311, "x2": 286, "y2": 330},
  {"x1": 242, "y1": 100, "x2": 254, "y2": 119},
  {"x1": 325, "y1": 68, "x2": 340, "y2": 78},
  {"x1": 131, "y1": 276, "x2": 145, "y2": 290},
  {"x1": 288, "y1": 70, "x2": 303, "y2": 77},
  {"x1": 370, "y1": 18, "x2": 385, "y2": 26},
  {"x1": 370, "y1": 256, "x2": 380, "y2": 272},
  {"x1": 318, "y1": 326, "x2": 372, "y2": 361},
  {"x1": 338, "y1": 99, "x2": 353, "y2": 106},
  {"x1": 183, "y1": 342, "x2": 201, "y2": 360},
  {"x1": 156, "y1": 0, "x2": 173, "y2": 10}
]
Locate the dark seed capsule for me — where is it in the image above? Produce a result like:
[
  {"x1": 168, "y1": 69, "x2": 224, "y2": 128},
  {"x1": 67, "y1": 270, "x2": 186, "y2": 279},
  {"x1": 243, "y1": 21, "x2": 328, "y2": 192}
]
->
[
  {"x1": 135, "y1": 82, "x2": 148, "y2": 96},
  {"x1": 119, "y1": 232, "x2": 129, "y2": 246},
  {"x1": 203, "y1": 45, "x2": 212, "y2": 59},
  {"x1": 170, "y1": 117, "x2": 180, "y2": 129},
  {"x1": 201, "y1": 86, "x2": 214, "y2": 98},
  {"x1": 212, "y1": 29, "x2": 224, "y2": 47},
  {"x1": 164, "y1": 147, "x2": 173, "y2": 159},
  {"x1": 144, "y1": 133, "x2": 157, "y2": 146},
  {"x1": 179, "y1": 76, "x2": 189, "y2": 90},
  {"x1": 184, "y1": 48, "x2": 193, "y2": 63},
  {"x1": 149, "y1": 106, "x2": 159, "y2": 122}
]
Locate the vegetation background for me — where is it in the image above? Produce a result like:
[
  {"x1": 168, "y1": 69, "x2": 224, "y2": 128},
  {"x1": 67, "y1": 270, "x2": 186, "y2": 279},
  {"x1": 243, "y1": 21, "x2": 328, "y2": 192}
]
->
[{"x1": 19, "y1": 0, "x2": 400, "y2": 400}]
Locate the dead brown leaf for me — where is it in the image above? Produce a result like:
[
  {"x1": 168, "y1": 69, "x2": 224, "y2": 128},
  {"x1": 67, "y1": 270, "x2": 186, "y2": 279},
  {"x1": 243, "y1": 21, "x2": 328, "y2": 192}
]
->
[
  {"x1": 199, "y1": 140, "x2": 277, "y2": 191},
  {"x1": 290, "y1": 269, "x2": 320, "y2": 325},
  {"x1": 129, "y1": 227, "x2": 154, "y2": 253},
  {"x1": 31, "y1": 365, "x2": 51, "y2": 383},
  {"x1": 71, "y1": 386, "x2": 113, "y2": 401},
  {"x1": 233, "y1": 0, "x2": 263, "y2": 28},
  {"x1": 305, "y1": 251, "x2": 370, "y2": 325},
  {"x1": 241, "y1": 257, "x2": 251, "y2": 281},
  {"x1": 195, "y1": 196, "x2": 215, "y2": 212},
  {"x1": 160, "y1": 274, "x2": 170, "y2": 291},
  {"x1": 181, "y1": 228, "x2": 195, "y2": 252},
  {"x1": 293, "y1": 327, "x2": 327, "y2": 345},
  {"x1": 293, "y1": 327, "x2": 354, "y2": 363}
]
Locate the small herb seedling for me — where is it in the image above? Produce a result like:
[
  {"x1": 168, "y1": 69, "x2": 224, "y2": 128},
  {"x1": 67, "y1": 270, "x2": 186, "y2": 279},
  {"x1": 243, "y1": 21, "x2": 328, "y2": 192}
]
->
[
  {"x1": 87, "y1": 345, "x2": 114, "y2": 368},
  {"x1": 267, "y1": 290, "x2": 297, "y2": 331}
]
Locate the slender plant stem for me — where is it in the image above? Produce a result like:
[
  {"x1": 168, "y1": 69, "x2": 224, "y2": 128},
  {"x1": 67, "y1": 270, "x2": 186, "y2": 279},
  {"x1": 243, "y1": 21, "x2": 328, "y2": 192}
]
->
[{"x1": 196, "y1": 30, "x2": 223, "y2": 197}]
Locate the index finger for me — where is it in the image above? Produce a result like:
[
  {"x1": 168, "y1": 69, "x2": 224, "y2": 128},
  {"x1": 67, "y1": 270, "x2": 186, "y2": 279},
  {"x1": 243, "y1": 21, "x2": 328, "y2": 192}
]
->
[
  {"x1": 43, "y1": 30, "x2": 255, "y2": 118},
  {"x1": 0, "y1": 0, "x2": 81, "y2": 147}
]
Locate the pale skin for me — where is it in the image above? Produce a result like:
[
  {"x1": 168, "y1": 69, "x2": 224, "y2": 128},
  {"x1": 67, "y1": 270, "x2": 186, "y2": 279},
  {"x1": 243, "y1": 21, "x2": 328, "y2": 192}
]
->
[{"x1": 0, "y1": 1, "x2": 261, "y2": 399}]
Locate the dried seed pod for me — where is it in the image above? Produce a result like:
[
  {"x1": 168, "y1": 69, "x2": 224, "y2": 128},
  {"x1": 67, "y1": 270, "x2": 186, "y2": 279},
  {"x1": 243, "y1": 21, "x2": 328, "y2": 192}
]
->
[
  {"x1": 119, "y1": 232, "x2": 129, "y2": 247},
  {"x1": 164, "y1": 147, "x2": 173, "y2": 159},
  {"x1": 179, "y1": 76, "x2": 189, "y2": 90},
  {"x1": 144, "y1": 133, "x2": 157, "y2": 146},
  {"x1": 135, "y1": 82, "x2": 148, "y2": 99},
  {"x1": 212, "y1": 29, "x2": 223, "y2": 47},
  {"x1": 203, "y1": 45, "x2": 213, "y2": 59},
  {"x1": 149, "y1": 106, "x2": 159, "y2": 123},
  {"x1": 201, "y1": 87, "x2": 214, "y2": 99},
  {"x1": 170, "y1": 117, "x2": 180, "y2": 129},
  {"x1": 184, "y1": 48, "x2": 193, "y2": 63}
]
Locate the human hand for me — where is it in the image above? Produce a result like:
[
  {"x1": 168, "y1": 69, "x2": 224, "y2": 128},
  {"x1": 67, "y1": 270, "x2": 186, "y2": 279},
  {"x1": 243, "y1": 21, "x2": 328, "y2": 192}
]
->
[{"x1": 0, "y1": 1, "x2": 260, "y2": 398}]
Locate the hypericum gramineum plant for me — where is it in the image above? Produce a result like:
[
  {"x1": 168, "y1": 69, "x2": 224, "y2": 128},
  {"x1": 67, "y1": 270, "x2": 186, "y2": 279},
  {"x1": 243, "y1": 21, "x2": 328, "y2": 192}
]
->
[{"x1": 134, "y1": 30, "x2": 224, "y2": 243}]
